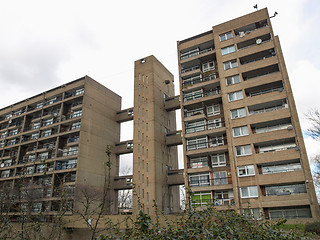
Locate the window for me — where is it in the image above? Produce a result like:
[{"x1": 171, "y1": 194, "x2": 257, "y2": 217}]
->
[
  {"x1": 189, "y1": 173, "x2": 210, "y2": 187},
  {"x1": 183, "y1": 89, "x2": 203, "y2": 102},
  {"x1": 42, "y1": 118, "x2": 53, "y2": 126},
  {"x1": 208, "y1": 118, "x2": 222, "y2": 129},
  {"x1": 1, "y1": 170, "x2": 10, "y2": 178},
  {"x1": 211, "y1": 154, "x2": 226, "y2": 167},
  {"x1": 41, "y1": 129, "x2": 51, "y2": 137},
  {"x1": 214, "y1": 191, "x2": 234, "y2": 206},
  {"x1": 185, "y1": 120, "x2": 205, "y2": 134},
  {"x1": 240, "y1": 186, "x2": 258, "y2": 198},
  {"x1": 219, "y1": 31, "x2": 233, "y2": 42},
  {"x1": 258, "y1": 143, "x2": 296, "y2": 153},
  {"x1": 236, "y1": 145, "x2": 252, "y2": 156},
  {"x1": 72, "y1": 110, "x2": 82, "y2": 118},
  {"x1": 191, "y1": 192, "x2": 212, "y2": 207},
  {"x1": 213, "y1": 171, "x2": 228, "y2": 185},
  {"x1": 224, "y1": 59, "x2": 238, "y2": 70},
  {"x1": 71, "y1": 122, "x2": 81, "y2": 130},
  {"x1": 32, "y1": 122, "x2": 41, "y2": 129},
  {"x1": 262, "y1": 162, "x2": 302, "y2": 174},
  {"x1": 221, "y1": 45, "x2": 235, "y2": 55},
  {"x1": 228, "y1": 91, "x2": 243, "y2": 102},
  {"x1": 75, "y1": 88, "x2": 84, "y2": 95},
  {"x1": 31, "y1": 133, "x2": 39, "y2": 139},
  {"x1": 32, "y1": 202, "x2": 42, "y2": 213},
  {"x1": 231, "y1": 108, "x2": 246, "y2": 119},
  {"x1": 243, "y1": 208, "x2": 261, "y2": 220},
  {"x1": 38, "y1": 152, "x2": 49, "y2": 161},
  {"x1": 207, "y1": 104, "x2": 220, "y2": 116},
  {"x1": 26, "y1": 166, "x2": 34, "y2": 175},
  {"x1": 269, "y1": 206, "x2": 312, "y2": 219},
  {"x1": 36, "y1": 164, "x2": 46, "y2": 173},
  {"x1": 266, "y1": 184, "x2": 306, "y2": 196},
  {"x1": 238, "y1": 165, "x2": 255, "y2": 177},
  {"x1": 202, "y1": 61, "x2": 215, "y2": 72},
  {"x1": 209, "y1": 136, "x2": 224, "y2": 147},
  {"x1": 190, "y1": 156, "x2": 208, "y2": 168},
  {"x1": 226, "y1": 75, "x2": 241, "y2": 85},
  {"x1": 36, "y1": 102, "x2": 44, "y2": 109},
  {"x1": 3, "y1": 159, "x2": 12, "y2": 167},
  {"x1": 47, "y1": 97, "x2": 57, "y2": 105},
  {"x1": 187, "y1": 137, "x2": 207, "y2": 151},
  {"x1": 255, "y1": 123, "x2": 292, "y2": 134},
  {"x1": 180, "y1": 48, "x2": 199, "y2": 60},
  {"x1": 233, "y1": 126, "x2": 249, "y2": 137}
]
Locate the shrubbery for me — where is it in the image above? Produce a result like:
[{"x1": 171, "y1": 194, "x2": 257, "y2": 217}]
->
[
  {"x1": 99, "y1": 202, "x2": 316, "y2": 239},
  {"x1": 305, "y1": 221, "x2": 320, "y2": 235}
]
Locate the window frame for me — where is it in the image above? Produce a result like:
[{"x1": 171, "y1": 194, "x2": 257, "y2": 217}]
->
[
  {"x1": 228, "y1": 90, "x2": 243, "y2": 102},
  {"x1": 219, "y1": 31, "x2": 233, "y2": 42},
  {"x1": 221, "y1": 45, "x2": 235, "y2": 55},
  {"x1": 223, "y1": 59, "x2": 238, "y2": 70},
  {"x1": 230, "y1": 108, "x2": 246, "y2": 119},
  {"x1": 238, "y1": 165, "x2": 255, "y2": 177},
  {"x1": 235, "y1": 145, "x2": 252, "y2": 156},
  {"x1": 211, "y1": 153, "x2": 226, "y2": 167},
  {"x1": 233, "y1": 126, "x2": 249, "y2": 137},
  {"x1": 213, "y1": 171, "x2": 228, "y2": 185},
  {"x1": 240, "y1": 186, "x2": 258, "y2": 198},
  {"x1": 226, "y1": 74, "x2": 241, "y2": 85}
]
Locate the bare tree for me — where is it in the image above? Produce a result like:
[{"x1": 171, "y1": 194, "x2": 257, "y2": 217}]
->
[
  {"x1": 118, "y1": 166, "x2": 132, "y2": 211},
  {"x1": 306, "y1": 109, "x2": 320, "y2": 201},
  {"x1": 74, "y1": 145, "x2": 113, "y2": 240},
  {"x1": 306, "y1": 109, "x2": 320, "y2": 140}
]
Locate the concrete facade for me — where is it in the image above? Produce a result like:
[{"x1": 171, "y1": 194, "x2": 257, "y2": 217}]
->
[{"x1": 177, "y1": 8, "x2": 320, "y2": 220}]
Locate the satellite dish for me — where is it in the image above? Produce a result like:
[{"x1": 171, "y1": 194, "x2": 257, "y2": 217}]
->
[{"x1": 256, "y1": 39, "x2": 262, "y2": 44}]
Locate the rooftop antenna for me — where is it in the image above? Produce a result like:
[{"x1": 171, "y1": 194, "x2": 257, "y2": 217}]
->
[
  {"x1": 270, "y1": 11, "x2": 278, "y2": 18},
  {"x1": 253, "y1": 4, "x2": 258, "y2": 10}
]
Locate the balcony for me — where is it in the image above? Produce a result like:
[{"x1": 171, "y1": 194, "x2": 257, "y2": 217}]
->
[
  {"x1": 116, "y1": 108, "x2": 134, "y2": 123},
  {"x1": 185, "y1": 120, "x2": 225, "y2": 135},
  {"x1": 240, "y1": 48, "x2": 276, "y2": 65},
  {"x1": 234, "y1": 19, "x2": 268, "y2": 37},
  {"x1": 242, "y1": 64, "x2": 279, "y2": 81},
  {"x1": 165, "y1": 96, "x2": 181, "y2": 111},
  {"x1": 255, "y1": 138, "x2": 297, "y2": 154},
  {"x1": 237, "y1": 33, "x2": 272, "y2": 51},
  {"x1": 183, "y1": 88, "x2": 220, "y2": 103},
  {"x1": 182, "y1": 73, "x2": 218, "y2": 89},
  {"x1": 114, "y1": 140, "x2": 133, "y2": 155},
  {"x1": 114, "y1": 175, "x2": 133, "y2": 190},
  {"x1": 65, "y1": 88, "x2": 84, "y2": 99},
  {"x1": 186, "y1": 136, "x2": 227, "y2": 152},
  {"x1": 166, "y1": 130, "x2": 182, "y2": 146},
  {"x1": 180, "y1": 47, "x2": 214, "y2": 61},
  {"x1": 181, "y1": 65, "x2": 200, "y2": 74},
  {"x1": 180, "y1": 40, "x2": 214, "y2": 61},
  {"x1": 248, "y1": 99, "x2": 288, "y2": 116},
  {"x1": 166, "y1": 169, "x2": 184, "y2": 186}
]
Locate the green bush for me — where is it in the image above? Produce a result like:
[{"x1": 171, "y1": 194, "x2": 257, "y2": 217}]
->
[
  {"x1": 99, "y1": 203, "x2": 314, "y2": 240},
  {"x1": 305, "y1": 221, "x2": 320, "y2": 235}
]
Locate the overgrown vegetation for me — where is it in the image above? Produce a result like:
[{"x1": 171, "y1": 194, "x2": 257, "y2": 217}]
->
[{"x1": 98, "y1": 201, "x2": 317, "y2": 239}]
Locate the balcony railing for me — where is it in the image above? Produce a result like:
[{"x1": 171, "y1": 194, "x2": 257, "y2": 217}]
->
[
  {"x1": 186, "y1": 121, "x2": 225, "y2": 134},
  {"x1": 249, "y1": 104, "x2": 288, "y2": 115},
  {"x1": 187, "y1": 139, "x2": 227, "y2": 151},
  {"x1": 182, "y1": 73, "x2": 218, "y2": 87},
  {"x1": 181, "y1": 65, "x2": 200, "y2": 74},
  {"x1": 248, "y1": 87, "x2": 283, "y2": 97}
]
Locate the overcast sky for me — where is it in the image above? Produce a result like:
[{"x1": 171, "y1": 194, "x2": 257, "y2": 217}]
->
[{"x1": 1, "y1": 0, "x2": 320, "y2": 166}]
